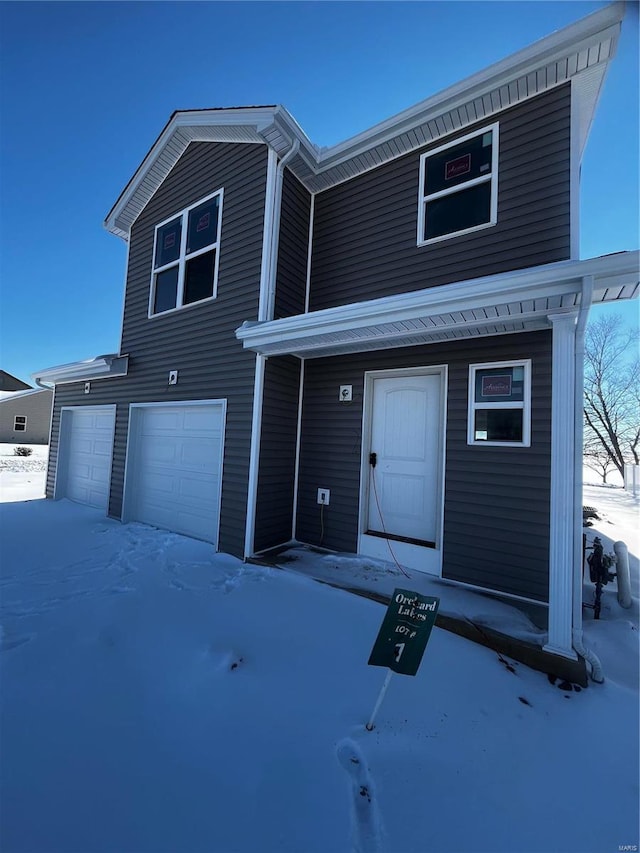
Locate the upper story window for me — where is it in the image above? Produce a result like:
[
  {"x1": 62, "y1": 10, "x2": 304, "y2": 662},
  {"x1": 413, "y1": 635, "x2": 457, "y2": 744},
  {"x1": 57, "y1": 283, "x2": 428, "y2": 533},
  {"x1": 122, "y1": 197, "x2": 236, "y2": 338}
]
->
[
  {"x1": 417, "y1": 123, "x2": 499, "y2": 247},
  {"x1": 14, "y1": 415, "x2": 27, "y2": 432},
  {"x1": 467, "y1": 360, "x2": 531, "y2": 447},
  {"x1": 149, "y1": 189, "x2": 223, "y2": 316}
]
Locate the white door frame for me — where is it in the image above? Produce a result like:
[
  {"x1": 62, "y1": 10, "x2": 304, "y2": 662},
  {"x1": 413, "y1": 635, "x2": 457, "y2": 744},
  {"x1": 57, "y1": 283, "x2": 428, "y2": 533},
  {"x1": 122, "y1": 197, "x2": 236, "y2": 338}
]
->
[
  {"x1": 358, "y1": 366, "x2": 448, "y2": 575},
  {"x1": 54, "y1": 404, "x2": 117, "y2": 508},
  {"x1": 121, "y1": 399, "x2": 227, "y2": 546}
]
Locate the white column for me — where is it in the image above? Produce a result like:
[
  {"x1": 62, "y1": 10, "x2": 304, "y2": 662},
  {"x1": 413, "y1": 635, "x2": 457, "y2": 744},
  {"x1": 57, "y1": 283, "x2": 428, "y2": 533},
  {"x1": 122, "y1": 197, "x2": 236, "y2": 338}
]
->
[{"x1": 544, "y1": 311, "x2": 579, "y2": 659}]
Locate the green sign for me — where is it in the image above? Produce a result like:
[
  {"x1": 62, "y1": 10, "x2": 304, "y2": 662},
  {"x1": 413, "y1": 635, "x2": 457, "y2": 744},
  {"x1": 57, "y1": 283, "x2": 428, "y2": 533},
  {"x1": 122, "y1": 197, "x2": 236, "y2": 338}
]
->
[{"x1": 368, "y1": 589, "x2": 440, "y2": 676}]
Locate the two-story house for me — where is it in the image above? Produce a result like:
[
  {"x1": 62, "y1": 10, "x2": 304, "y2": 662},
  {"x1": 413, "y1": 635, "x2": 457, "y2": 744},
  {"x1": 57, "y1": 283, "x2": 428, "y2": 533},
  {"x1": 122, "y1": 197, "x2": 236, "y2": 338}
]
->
[{"x1": 34, "y1": 2, "x2": 638, "y2": 670}]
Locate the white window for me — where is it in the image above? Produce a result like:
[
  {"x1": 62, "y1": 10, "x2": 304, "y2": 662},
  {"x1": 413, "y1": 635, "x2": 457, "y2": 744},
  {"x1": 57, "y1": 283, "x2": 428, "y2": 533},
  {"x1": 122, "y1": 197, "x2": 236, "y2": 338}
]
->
[
  {"x1": 14, "y1": 415, "x2": 27, "y2": 432},
  {"x1": 418, "y1": 123, "x2": 499, "y2": 246},
  {"x1": 149, "y1": 189, "x2": 223, "y2": 316},
  {"x1": 467, "y1": 360, "x2": 531, "y2": 447}
]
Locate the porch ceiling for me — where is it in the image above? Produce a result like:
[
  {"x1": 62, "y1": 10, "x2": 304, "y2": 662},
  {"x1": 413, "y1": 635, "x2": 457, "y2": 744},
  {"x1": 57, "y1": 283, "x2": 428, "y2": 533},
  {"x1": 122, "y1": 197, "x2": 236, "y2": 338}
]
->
[{"x1": 236, "y1": 252, "x2": 639, "y2": 359}]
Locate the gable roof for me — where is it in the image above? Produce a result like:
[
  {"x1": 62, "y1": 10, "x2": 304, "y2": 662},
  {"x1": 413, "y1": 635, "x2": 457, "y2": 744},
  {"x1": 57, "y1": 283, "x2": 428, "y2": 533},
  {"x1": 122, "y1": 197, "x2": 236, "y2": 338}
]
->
[
  {"x1": 0, "y1": 370, "x2": 32, "y2": 392},
  {"x1": 105, "y1": 2, "x2": 625, "y2": 240}
]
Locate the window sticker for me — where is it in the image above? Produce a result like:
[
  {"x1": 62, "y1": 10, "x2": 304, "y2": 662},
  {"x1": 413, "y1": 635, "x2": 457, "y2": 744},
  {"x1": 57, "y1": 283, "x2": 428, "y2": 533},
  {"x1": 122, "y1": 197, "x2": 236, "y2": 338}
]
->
[
  {"x1": 163, "y1": 232, "x2": 176, "y2": 250},
  {"x1": 481, "y1": 374, "x2": 512, "y2": 397},
  {"x1": 445, "y1": 153, "x2": 471, "y2": 180},
  {"x1": 196, "y1": 212, "x2": 210, "y2": 233}
]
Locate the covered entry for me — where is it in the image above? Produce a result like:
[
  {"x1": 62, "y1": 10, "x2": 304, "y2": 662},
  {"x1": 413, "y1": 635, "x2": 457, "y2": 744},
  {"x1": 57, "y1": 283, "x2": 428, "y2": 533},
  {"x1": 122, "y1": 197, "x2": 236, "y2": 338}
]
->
[{"x1": 123, "y1": 401, "x2": 226, "y2": 545}]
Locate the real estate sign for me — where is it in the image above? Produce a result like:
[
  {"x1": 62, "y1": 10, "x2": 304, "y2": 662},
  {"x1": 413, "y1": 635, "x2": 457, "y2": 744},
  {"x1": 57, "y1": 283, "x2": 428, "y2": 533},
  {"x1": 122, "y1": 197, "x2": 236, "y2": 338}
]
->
[{"x1": 368, "y1": 589, "x2": 440, "y2": 676}]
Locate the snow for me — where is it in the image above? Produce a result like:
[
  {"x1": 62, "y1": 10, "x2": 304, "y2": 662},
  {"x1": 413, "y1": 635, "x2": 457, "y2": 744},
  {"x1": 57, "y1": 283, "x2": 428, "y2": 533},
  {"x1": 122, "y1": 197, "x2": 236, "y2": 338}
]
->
[
  {"x1": 1, "y1": 498, "x2": 638, "y2": 853},
  {"x1": 0, "y1": 443, "x2": 48, "y2": 503}
]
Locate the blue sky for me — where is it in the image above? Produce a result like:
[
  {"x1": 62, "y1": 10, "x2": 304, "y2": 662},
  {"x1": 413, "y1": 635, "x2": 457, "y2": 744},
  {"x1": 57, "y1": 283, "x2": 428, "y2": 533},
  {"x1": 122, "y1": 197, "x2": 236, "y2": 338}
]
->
[{"x1": 1, "y1": 1, "x2": 638, "y2": 386}]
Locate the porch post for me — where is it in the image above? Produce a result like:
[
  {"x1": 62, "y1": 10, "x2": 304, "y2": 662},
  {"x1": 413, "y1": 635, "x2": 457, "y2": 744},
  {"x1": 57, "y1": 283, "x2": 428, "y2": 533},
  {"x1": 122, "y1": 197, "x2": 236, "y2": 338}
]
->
[{"x1": 544, "y1": 311, "x2": 579, "y2": 660}]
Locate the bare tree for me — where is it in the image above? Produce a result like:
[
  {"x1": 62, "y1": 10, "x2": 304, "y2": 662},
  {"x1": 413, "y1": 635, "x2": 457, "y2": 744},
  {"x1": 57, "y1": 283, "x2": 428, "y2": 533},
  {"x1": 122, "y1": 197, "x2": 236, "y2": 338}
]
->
[{"x1": 584, "y1": 314, "x2": 640, "y2": 480}]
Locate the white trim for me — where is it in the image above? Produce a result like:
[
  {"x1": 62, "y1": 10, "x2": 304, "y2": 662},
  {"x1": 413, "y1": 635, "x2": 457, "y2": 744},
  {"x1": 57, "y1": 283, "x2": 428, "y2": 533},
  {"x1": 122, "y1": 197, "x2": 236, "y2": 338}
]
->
[
  {"x1": 236, "y1": 251, "x2": 640, "y2": 357},
  {"x1": 121, "y1": 399, "x2": 227, "y2": 547},
  {"x1": 148, "y1": 188, "x2": 224, "y2": 318},
  {"x1": 54, "y1": 404, "x2": 117, "y2": 508},
  {"x1": 569, "y1": 78, "x2": 581, "y2": 260},
  {"x1": 13, "y1": 415, "x2": 27, "y2": 431},
  {"x1": 438, "y1": 574, "x2": 549, "y2": 609},
  {"x1": 244, "y1": 354, "x2": 266, "y2": 559},
  {"x1": 258, "y1": 148, "x2": 279, "y2": 322},
  {"x1": 357, "y1": 365, "x2": 447, "y2": 576},
  {"x1": 291, "y1": 359, "x2": 305, "y2": 539},
  {"x1": 544, "y1": 311, "x2": 579, "y2": 660},
  {"x1": 118, "y1": 237, "x2": 131, "y2": 356},
  {"x1": 467, "y1": 359, "x2": 531, "y2": 447},
  {"x1": 417, "y1": 123, "x2": 499, "y2": 247},
  {"x1": 32, "y1": 355, "x2": 129, "y2": 387},
  {"x1": 304, "y1": 194, "x2": 315, "y2": 314}
]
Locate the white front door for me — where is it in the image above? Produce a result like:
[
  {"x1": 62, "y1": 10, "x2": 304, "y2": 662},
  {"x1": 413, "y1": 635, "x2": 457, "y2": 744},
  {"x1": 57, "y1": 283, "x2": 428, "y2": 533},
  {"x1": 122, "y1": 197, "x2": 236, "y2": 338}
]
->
[{"x1": 360, "y1": 369, "x2": 445, "y2": 574}]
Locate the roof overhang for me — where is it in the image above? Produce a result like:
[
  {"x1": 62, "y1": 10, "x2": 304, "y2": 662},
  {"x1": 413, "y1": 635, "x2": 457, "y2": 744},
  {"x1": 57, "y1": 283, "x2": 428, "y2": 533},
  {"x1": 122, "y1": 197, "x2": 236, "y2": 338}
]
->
[
  {"x1": 235, "y1": 252, "x2": 640, "y2": 359},
  {"x1": 32, "y1": 354, "x2": 129, "y2": 388},
  {"x1": 105, "y1": 3, "x2": 624, "y2": 239}
]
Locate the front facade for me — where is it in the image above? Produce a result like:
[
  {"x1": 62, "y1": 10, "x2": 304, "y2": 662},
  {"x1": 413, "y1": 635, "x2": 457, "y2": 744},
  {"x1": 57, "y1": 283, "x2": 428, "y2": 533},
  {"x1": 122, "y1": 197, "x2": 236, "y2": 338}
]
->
[
  {"x1": 0, "y1": 388, "x2": 53, "y2": 445},
  {"x1": 35, "y1": 4, "x2": 639, "y2": 665}
]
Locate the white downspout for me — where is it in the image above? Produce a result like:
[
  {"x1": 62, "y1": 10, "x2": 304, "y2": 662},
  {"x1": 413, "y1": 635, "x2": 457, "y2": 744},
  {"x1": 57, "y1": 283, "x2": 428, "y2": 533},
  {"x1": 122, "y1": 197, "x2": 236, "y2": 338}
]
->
[
  {"x1": 572, "y1": 274, "x2": 604, "y2": 682},
  {"x1": 266, "y1": 139, "x2": 300, "y2": 322}
]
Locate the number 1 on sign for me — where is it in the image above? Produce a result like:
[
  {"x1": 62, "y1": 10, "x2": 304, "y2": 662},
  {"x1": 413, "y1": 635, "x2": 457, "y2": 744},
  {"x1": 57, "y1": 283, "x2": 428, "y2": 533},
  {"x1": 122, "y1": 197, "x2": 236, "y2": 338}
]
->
[{"x1": 394, "y1": 643, "x2": 405, "y2": 662}]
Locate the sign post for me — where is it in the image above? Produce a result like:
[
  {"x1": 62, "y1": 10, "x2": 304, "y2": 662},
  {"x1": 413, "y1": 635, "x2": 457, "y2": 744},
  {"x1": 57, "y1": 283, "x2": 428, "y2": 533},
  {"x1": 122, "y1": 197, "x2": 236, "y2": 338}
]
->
[{"x1": 366, "y1": 588, "x2": 440, "y2": 730}]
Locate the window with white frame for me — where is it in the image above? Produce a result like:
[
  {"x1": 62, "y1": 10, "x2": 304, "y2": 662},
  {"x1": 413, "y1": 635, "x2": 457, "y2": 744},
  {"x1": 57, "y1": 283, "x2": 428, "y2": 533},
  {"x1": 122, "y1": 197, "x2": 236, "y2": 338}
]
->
[
  {"x1": 467, "y1": 360, "x2": 531, "y2": 447},
  {"x1": 14, "y1": 415, "x2": 27, "y2": 432},
  {"x1": 418, "y1": 123, "x2": 499, "y2": 246},
  {"x1": 149, "y1": 190, "x2": 223, "y2": 316}
]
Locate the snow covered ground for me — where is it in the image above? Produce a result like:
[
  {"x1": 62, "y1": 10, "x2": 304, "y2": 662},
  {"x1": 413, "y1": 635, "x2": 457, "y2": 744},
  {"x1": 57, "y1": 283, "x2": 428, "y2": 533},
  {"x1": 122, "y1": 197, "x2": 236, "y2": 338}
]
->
[
  {"x1": 0, "y1": 443, "x2": 48, "y2": 503},
  {"x1": 1, "y1": 497, "x2": 638, "y2": 853}
]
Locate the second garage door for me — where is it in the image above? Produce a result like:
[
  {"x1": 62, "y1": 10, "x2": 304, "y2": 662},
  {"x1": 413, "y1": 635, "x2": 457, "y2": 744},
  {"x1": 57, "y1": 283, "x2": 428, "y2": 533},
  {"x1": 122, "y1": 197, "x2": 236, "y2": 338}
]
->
[{"x1": 124, "y1": 402, "x2": 226, "y2": 545}]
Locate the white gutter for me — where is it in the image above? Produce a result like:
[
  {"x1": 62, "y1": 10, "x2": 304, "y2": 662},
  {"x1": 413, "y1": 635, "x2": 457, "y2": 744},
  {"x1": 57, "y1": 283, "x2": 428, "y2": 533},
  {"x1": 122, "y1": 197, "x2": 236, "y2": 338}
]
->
[
  {"x1": 32, "y1": 354, "x2": 129, "y2": 388},
  {"x1": 237, "y1": 251, "x2": 640, "y2": 353},
  {"x1": 266, "y1": 140, "x2": 300, "y2": 321},
  {"x1": 571, "y1": 275, "x2": 604, "y2": 682}
]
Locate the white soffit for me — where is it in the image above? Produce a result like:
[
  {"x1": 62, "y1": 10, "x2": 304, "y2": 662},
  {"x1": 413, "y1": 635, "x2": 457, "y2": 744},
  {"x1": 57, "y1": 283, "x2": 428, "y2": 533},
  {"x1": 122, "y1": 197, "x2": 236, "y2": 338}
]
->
[
  {"x1": 235, "y1": 252, "x2": 640, "y2": 359},
  {"x1": 104, "y1": 3, "x2": 624, "y2": 239}
]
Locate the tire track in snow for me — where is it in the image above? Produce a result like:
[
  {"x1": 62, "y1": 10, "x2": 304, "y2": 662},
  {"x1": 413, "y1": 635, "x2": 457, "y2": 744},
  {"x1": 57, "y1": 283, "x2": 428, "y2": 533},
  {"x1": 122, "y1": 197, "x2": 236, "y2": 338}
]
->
[{"x1": 336, "y1": 738, "x2": 382, "y2": 853}]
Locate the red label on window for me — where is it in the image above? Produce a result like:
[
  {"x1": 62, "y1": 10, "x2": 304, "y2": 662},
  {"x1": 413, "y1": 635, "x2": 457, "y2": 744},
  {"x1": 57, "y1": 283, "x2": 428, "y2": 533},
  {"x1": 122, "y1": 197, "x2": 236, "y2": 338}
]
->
[
  {"x1": 163, "y1": 232, "x2": 176, "y2": 250},
  {"x1": 445, "y1": 153, "x2": 471, "y2": 180},
  {"x1": 482, "y1": 375, "x2": 512, "y2": 397},
  {"x1": 196, "y1": 212, "x2": 210, "y2": 232}
]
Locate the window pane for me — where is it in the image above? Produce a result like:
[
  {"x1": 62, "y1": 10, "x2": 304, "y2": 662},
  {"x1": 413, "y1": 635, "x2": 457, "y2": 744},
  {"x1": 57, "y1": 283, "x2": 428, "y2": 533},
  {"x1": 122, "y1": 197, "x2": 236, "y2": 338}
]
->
[
  {"x1": 474, "y1": 409, "x2": 523, "y2": 442},
  {"x1": 155, "y1": 217, "x2": 182, "y2": 268},
  {"x1": 425, "y1": 131, "x2": 493, "y2": 195},
  {"x1": 184, "y1": 250, "x2": 215, "y2": 305},
  {"x1": 153, "y1": 266, "x2": 179, "y2": 313},
  {"x1": 425, "y1": 181, "x2": 491, "y2": 240},
  {"x1": 187, "y1": 198, "x2": 219, "y2": 255},
  {"x1": 474, "y1": 367, "x2": 524, "y2": 403},
  {"x1": 15, "y1": 416, "x2": 26, "y2": 424}
]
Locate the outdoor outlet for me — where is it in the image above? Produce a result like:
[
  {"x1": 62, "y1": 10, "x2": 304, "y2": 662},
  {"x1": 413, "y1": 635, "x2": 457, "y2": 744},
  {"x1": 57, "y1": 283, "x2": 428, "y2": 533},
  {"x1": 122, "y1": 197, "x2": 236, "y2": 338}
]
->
[
  {"x1": 168, "y1": 370, "x2": 178, "y2": 386},
  {"x1": 339, "y1": 385, "x2": 353, "y2": 402},
  {"x1": 84, "y1": 382, "x2": 91, "y2": 394},
  {"x1": 317, "y1": 488, "x2": 330, "y2": 506}
]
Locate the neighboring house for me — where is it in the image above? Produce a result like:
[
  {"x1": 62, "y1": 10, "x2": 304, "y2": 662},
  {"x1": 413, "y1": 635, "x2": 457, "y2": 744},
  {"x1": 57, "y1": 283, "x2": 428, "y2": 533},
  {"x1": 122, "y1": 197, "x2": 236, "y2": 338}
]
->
[
  {"x1": 0, "y1": 370, "x2": 32, "y2": 392},
  {"x1": 0, "y1": 387, "x2": 53, "y2": 444},
  {"x1": 34, "y1": 4, "x2": 639, "y2": 667}
]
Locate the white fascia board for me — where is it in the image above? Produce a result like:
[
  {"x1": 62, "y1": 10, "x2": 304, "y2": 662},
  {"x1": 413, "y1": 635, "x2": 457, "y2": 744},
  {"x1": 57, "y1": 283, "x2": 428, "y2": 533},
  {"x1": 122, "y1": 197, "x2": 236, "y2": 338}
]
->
[
  {"x1": 314, "y1": 7, "x2": 623, "y2": 169},
  {"x1": 104, "y1": 108, "x2": 280, "y2": 238},
  {"x1": 32, "y1": 354, "x2": 128, "y2": 387},
  {"x1": 237, "y1": 252, "x2": 639, "y2": 351}
]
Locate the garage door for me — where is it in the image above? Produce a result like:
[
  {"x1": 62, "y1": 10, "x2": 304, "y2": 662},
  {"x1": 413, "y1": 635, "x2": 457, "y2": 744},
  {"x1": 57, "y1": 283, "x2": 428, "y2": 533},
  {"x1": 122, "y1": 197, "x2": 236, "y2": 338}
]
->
[
  {"x1": 59, "y1": 406, "x2": 116, "y2": 509},
  {"x1": 125, "y1": 402, "x2": 225, "y2": 545}
]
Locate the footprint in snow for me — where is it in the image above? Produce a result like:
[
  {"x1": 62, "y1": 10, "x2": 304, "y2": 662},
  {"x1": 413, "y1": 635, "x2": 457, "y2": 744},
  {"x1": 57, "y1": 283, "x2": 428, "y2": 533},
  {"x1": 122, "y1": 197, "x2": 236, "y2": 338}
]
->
[{"x1": 336, "y1": 738, "x2": 382, "y2": 853}]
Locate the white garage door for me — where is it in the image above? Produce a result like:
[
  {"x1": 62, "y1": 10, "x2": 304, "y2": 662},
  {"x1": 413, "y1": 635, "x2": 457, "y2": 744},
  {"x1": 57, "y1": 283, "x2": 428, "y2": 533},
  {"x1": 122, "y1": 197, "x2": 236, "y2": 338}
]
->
[
  {"x1": 59, "y1": 406, "x2": 116, "y2": 510},
  {"x1": 125, "y1": 402, "x2": 225, "y2": 545}
]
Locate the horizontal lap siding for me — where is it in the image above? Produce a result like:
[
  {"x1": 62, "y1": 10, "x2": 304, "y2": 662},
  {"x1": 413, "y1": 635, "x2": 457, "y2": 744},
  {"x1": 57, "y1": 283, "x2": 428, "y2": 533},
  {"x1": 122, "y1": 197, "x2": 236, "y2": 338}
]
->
[
  {"x1": 296, "y1": 331, "x2": 551, "y2": 602},
  {"x1": 275, "y1": 171, "x2": 310, "y2": 318},
  {"x1": 47, "y1": 142, "x2": 268, "y2": 559},
  {"x1": 309, "y1": 85, "x2": 571, "y2": 310},
  {"x1": 254, "y1": 355, "x2": 301, "y2": 552}
]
